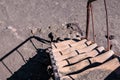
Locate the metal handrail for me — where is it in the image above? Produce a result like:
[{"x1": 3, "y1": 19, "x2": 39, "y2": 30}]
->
[{"x1": 86, "y1": 0, "x2": 110, "y2": 50}]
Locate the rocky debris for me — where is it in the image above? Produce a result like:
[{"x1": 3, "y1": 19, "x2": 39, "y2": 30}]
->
[
  {"x1": 30, "y1": 28, "x2": 42, "y2": 36},
  {"x1": 7, "y1": 26, "x2": 17, "y2": 32},
  {"x1": 66, "y1": 23, "x2": 83, "y2": 36},
  {"x1": 46, "y1": 23, "x2": 84, "y2": 43}
]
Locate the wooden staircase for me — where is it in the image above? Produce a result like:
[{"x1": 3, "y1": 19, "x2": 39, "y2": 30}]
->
[{"x1": 49, "y1": 38, "x2": 120, "y2": 80}]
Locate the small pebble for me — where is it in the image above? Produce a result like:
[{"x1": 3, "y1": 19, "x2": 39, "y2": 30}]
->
[
  {"x1": 7, "y1": 26, "x2": 17, "y2": 32},
  {"x1": 48, "y1": 26, "x2": 51, "y2": 29},
  {"x1": 55, "y1": 2, "x2": 59, "y2": 5},
  {"x1": 48, "y1": 32, "x2": 54, "y2": 42},
  {"x1": 31, "y1": 28, "x2": 38, "y2": 34}
]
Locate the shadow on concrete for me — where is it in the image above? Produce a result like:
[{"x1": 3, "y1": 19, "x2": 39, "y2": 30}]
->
[
  {"x1": 0, "y1": 36, "x2": 50, "y2": 62},
  {"x1": 0, "y1": 36, "x2": 52, "y2": 80},
  {"x1": 0, "y1": 35, "x2": 120, "y2": 80},
  {"x1": 105, "y1": 66, "x2": 120, "y2": 80},
  {"x1": 7, "y1": 48, "x2": 51, "y2": 80}
]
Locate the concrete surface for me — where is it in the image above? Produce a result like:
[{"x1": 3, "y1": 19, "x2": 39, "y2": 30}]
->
[{"x1": 0, "y1": 0, "x2": 120, "y2": 80}]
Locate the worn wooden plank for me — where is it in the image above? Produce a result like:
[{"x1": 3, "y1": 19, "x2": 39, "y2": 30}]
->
[
  {"x1": 90, "y1": 50, "x2": 114, "y2": 63},
  {"x1": 61, "y1": 58, "x2": 120, "y2": 80},
  {"x1": 51, "y1": 40, "x2": 74, "y2": 49},
  {"x1": 54, "y1": 43, "x2": 97, "y2": 61},
  {"x1": 58, "y1": 50, "x2": 114, "y2": 75},
  {"x1": 52, "y1": 39, "x2": 84, "y2": 49},
  {"x1": 52, "y1": 39, "x2": 87, "y2": 52},
  {"x1": 56, "y1": 46, "x2": 105, "y2": 67},
  {"x1": 54, "y1": 41, "x2": 92, "y2": 57},
  {"x1": 52, "y1": 40, "x2": 92, "y2": 59},
  {"x1": 65, "y1": 43, "x2": 97, "y2": 55},
  {"x1": 70, "y1": 40, "x2": 92, "y2": 47}
]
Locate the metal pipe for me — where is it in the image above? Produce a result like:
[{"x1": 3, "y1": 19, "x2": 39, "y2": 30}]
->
[
  {"x1": 104, "y1": 0, "x2": 110, "y2": 50},
  {"x1": 86, "y1": 1, "x2": 91, "y2": 40},
  {"x1": 90, "y1": 3, "x2": 96, "y2": 42}
]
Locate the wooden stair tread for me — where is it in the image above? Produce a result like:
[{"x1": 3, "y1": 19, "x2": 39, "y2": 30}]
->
[
  {"x1": 58, "y1": 50, "x2": 114, "y2": 75},
  {"x1": 61, "y1": 58, "x2": 120, "y2": 80},
  {"x1": 53, "y1": 43, "x2": 98, "y2": 61},
  {"x1": 50, "y1": 39, "x2": 120, "y2": 80},
  {"x1": 52, "y1": 39, "x2": 87, "y2": 52},
  {"x1": 56, "y1": 46, "x2": 105, "y2": 67},
  {"x1": 52, "y1": 40, "x2": 74, "y2": 49},
  {"x1": 54, "y1": 41, "x2": 92, "y2": 56}
]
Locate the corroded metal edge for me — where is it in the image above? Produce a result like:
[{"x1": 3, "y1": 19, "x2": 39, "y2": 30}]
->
[{"x1": 49, "y1": 48, "x2": 60, "y2": 80}]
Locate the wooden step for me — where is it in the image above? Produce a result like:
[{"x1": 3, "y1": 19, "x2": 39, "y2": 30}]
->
[
  {"x1": 52, "y1": 39, "x2": 86, "y2": 49},
  {"x1": 54, "y1": 43, "x2": 98, "y2": 61},
  {"x1": 71, "y1": 40, "x2": 92, "y2": 47},
  {"x1": 53, "y1": 41, "x2": 92, "y2": 59},
  {"x1": 56, "y1": 46, "x2": 105, "y2": 67},
  {"x1": 61, "y1": 58, "x2": 120, "y2": 80},
  {"x1": 52, "y1": 39, "x2": 86, "y2": 48},
  {"x1": 52, "y1": 39, "x2": 87, "y2": 52},
  {"x1": 53, "y1": 41, "x2": 92, "y2": 57},
  {"x1": 58, "y1": 50, "x2": 114, "y2": 75},
  {"x1": 90, "y1": 50, "x2": 114, "y2": 63}
]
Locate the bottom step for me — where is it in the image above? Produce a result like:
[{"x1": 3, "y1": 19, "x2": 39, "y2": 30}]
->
[{"x1": 61, "y1": 58, "x2": 120, "y2": 80}]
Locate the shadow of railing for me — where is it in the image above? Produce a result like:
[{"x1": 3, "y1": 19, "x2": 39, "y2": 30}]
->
[
  {"x1": 0, "y1": 35, "x2": 120, "y2": 80},
  {"x1": 0, "y1": 36, "x2": 51, "y2": 80},
  {"x1": 0, "y1": 36, "x2": 50, "y2": 62},
  {"x1": 7, "y1": 48, "x2": 51, "y2": 80},
  {"x1": 105, "y1": 66, "x2": 120, "y2": 80}
]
